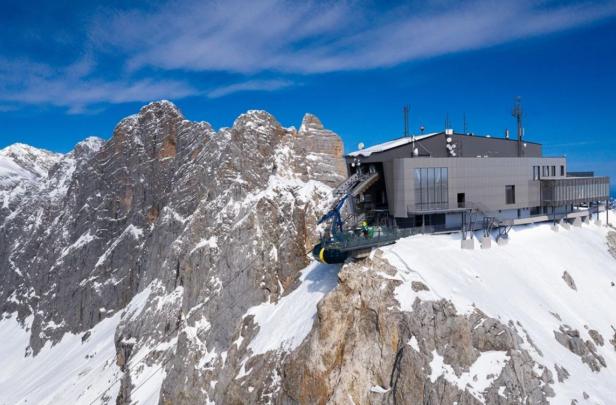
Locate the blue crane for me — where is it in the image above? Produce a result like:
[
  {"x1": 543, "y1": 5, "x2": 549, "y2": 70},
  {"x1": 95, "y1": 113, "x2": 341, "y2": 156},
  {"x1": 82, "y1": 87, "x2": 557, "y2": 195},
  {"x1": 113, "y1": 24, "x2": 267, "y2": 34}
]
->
[{"x1": 318, "y1": 194, "x2": 350, "y2": 235}]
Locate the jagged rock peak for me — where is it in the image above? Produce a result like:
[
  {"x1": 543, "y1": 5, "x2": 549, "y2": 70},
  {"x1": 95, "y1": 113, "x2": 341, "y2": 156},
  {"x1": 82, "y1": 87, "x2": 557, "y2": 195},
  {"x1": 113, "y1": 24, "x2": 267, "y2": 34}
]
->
[
  {"x1": 300, "y1": 113, "x2": 324, "y2": 132},
  {"x1": 116, "y1": 100, "x2": 185, "y2": 128},
  {"x1": 71, "y1": 136, "x2": 105, "y2": 159},
  {"x1": 233, "y1": 109, "x2": 280, "y2": 129},
  {"x1": 139, "y1": 99, "x2": 184, "y2": 117}
]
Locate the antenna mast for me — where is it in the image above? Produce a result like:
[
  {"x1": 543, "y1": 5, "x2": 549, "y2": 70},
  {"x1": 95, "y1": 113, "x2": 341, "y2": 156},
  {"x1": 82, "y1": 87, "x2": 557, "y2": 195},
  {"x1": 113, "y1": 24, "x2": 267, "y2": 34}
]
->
[
  {"x1": 403, "y1": 105, "x2": 409, "y2": 137},
  {"x1": 512, "y1": 96, "x2": 523, "y2": 157}
]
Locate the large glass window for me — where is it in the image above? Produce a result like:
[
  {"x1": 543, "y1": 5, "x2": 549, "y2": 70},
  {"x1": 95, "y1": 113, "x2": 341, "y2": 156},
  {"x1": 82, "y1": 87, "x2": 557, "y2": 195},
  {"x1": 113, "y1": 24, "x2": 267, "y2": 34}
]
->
[{"x1": 414, "y1": 167, "x2": 449, "y2": 210}]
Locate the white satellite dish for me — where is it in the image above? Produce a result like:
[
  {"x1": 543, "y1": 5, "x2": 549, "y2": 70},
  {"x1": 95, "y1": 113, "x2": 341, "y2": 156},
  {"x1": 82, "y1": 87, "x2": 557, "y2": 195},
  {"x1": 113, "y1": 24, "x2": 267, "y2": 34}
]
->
[{"x1": 358, "y1": 142, "x2": 365, "y2": 150}]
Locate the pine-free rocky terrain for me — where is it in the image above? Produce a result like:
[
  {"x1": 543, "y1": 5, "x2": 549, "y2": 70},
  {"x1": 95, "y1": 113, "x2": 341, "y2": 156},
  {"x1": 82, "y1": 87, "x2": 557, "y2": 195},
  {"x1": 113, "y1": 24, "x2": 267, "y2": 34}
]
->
[{"x1": 1, "y1": 100, "x2": 615, "y2": 405}]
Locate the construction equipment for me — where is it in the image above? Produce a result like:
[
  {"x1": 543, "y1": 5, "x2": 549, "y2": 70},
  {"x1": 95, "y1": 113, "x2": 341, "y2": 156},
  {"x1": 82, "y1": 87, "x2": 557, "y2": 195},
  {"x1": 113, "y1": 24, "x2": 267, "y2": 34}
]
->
[{"x1": 313, "y1": 171, "x2": 407, "y2": 263}]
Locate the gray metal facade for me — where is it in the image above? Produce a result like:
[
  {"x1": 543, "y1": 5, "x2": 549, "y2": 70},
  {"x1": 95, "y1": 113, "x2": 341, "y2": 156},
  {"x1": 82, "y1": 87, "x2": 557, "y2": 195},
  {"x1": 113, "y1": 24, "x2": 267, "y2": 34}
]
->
[
  {"x1": 385, "y1": 156, "x2": 566, "y2": 218},
  {"x1": 345, "y1": 130, "x2": 610, "y2": 228}
]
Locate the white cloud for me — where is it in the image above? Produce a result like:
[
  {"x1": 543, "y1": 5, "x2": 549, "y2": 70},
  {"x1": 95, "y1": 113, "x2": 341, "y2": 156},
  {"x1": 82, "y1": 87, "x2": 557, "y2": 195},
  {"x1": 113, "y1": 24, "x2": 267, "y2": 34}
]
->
[
  {"x1": 0, "y1": 57, "x2": 197, "y2": 113},
  {"x1": 207, "y1": 79, "x2": 293, "y2": 98},
  {"x1": 94, "y1": 0, "x2": 616, "y2": 74},
  {"x1": 2, "y1": 0, "x2": 616, "y2": 112}
]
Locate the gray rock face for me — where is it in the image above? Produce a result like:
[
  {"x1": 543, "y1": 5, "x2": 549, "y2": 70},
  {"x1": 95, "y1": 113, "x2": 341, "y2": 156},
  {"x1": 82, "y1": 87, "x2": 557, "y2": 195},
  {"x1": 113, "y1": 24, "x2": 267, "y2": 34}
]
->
[
  {"x1": 554, "y1": 325, "x2": 606, "y2": 372},
  {"x1": 0, "y1": 100, "x2": 346, "y2": 402},
  {"x1": 280, "y1": 254, "x2": 554, "y2": 404},
  {"x1": 562, "y1": 271, "x2": 577, "y2": 291},
  {"x1": 5, "y1": 100, "x2": 609, "y2": 404}
]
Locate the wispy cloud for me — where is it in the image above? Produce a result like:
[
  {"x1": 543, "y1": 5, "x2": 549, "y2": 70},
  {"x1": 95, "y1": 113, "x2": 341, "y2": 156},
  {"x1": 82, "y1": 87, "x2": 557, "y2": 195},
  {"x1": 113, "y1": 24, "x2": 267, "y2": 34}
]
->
[
  {"x1": 207, "y1": 79, "x2": 294, "y2": 98},
  {"x1": 0, "y1": 57, "x2": 197, "y2": 114},
  {"x1": 93, "y1": 0, "x2": 616, "y2": 74},
  {"x1": 2, "y1": 0, "x2": 616, "y2": 113}
]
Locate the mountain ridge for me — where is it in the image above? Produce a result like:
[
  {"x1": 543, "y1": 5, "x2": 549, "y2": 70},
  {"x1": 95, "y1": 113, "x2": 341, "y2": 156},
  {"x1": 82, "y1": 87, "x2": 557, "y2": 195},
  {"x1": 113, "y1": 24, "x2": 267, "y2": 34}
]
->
[{"x1": 1, "y1": 100, "x2": 616, "y2": 404}]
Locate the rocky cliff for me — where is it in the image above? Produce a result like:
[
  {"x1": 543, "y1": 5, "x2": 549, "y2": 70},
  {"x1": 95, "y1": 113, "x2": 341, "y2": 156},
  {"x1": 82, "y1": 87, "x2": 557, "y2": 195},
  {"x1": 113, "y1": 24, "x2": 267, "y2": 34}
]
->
[{"x1": 1, "y1": 101, "x2": 616, "y2": 405}]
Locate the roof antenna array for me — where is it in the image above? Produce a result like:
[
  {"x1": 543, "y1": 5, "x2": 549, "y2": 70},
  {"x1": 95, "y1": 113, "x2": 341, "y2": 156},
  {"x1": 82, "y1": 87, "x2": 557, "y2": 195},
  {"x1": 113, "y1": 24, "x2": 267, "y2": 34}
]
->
[
  {"x1": 403, "y1": 105, "x2": 410, "y2": 137},
  {"x1": 512, "y1": 96, "x2": 524, "y2": 157}
]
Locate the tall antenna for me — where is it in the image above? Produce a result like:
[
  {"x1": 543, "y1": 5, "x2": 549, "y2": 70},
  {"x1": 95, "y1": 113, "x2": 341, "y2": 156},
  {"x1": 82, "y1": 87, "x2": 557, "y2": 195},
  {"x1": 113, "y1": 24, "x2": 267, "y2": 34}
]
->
[
  {"x1": 512, "y1": 96, "x2": 524, "y2": 157},
  {"x1": 403, "y1": 105, "x2": 409, "y2": 137}
]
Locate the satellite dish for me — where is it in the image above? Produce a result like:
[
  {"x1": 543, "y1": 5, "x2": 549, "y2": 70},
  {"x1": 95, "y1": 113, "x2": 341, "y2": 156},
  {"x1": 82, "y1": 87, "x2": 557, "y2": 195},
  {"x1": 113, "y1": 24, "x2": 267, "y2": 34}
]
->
[
  {"x1": 446, "y1": 137, "x2": 452, "y2": 143},
  {"x1": 358, "y1": 142, "x2": 365, "y2": 150}
]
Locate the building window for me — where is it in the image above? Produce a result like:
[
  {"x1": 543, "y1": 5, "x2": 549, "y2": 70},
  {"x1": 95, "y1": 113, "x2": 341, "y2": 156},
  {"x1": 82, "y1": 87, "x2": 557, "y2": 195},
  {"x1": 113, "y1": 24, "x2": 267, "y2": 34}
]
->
[
  {"x1": 542, "y1": 166, "x2": 549, "y2": 177},
  {"x1": 551, "y1": 166, "x2": 556, "y2": 176},
  {"x1": 560, "y1": 165, "x2": 565, "y2": 176},
  {"x1": 506, "y1": 185, "x2": 516, "y2": 205},
  {"x1": 532, "y1": 166, "x2": 540, "y2": 180},
  {"x1": 414, "y1": 167, "x2": 448, "y2": 210}
]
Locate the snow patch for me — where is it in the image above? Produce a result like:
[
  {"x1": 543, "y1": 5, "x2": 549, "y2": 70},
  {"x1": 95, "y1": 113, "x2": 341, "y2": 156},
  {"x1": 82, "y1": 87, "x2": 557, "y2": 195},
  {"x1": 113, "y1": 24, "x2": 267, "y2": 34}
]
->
[
  {"x1": 0, "y1": 313, "x2": 121, "y2": 405},
  {"x1": 243, "y1": 261, "x2": 339, "y2": 357},
  {"x1": 384, "y1": 223, "x2": 616, "y2": 403},
  {"x1": 429, "y1": 350, "x2": 509, "y2": 402}
]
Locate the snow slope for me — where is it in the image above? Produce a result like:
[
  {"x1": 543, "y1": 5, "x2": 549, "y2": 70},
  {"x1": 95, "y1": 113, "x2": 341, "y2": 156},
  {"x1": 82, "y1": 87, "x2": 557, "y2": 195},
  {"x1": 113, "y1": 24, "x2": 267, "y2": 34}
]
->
[
  {"x1": 0, "y1": 313, "x2": 122, "y2": 405},
  {"x1": 0, "y1": 154, "x2": 35, "y2": 185},
  {"x1": 245, "y1": 262, "x2": 340, "y2": 356},
  {"x1": 0, "y1": 143, "x2": 62, "y2": 180},
  {"x1": 0, "y1": 284, "x2": 166, "y2": 405},
  {"x1": 383, "y1": 221, "x2": 616, "y2": 404}
]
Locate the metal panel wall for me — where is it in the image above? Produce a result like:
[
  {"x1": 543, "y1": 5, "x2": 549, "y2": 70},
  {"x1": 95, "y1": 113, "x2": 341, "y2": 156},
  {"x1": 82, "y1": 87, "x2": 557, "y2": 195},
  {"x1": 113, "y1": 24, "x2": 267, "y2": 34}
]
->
[{"x1": 391, "y1": 156, "x2": 567, "y2": 217}]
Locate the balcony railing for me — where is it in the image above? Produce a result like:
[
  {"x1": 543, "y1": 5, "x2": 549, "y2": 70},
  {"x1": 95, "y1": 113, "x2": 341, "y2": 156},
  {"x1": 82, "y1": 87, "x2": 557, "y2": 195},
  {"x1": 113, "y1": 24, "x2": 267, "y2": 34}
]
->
[{"x1": 541, "y1": 176, "x2": 610, "y2": 206}]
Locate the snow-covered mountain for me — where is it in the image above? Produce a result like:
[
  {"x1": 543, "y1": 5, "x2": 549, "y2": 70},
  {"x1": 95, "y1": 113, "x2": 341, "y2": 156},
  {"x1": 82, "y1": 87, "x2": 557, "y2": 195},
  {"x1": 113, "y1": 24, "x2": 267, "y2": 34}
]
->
[{"x1": 1, "y1": 100, "x2": 615, "y2": 405}]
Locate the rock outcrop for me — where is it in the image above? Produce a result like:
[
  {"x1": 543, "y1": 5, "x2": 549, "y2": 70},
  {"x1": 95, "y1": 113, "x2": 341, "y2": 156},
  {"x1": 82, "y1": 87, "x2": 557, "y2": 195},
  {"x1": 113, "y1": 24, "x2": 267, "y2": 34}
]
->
[
  {"x1": 0, "y1": 101, "x2": 346, "y2": 403},
  {"x1": 2, "y1": 100, "x2": 616, "y2": 405},
  {"x1": 282, "y1": 254, "x2": 554, "y2": 404}
]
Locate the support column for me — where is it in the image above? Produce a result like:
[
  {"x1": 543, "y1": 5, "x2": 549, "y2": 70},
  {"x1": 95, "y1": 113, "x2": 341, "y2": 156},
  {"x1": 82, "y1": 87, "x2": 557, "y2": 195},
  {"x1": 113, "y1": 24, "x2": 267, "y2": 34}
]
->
[
  {"x1": 560, "y1": 219, "x2": 570, "y2": 230},
  {"x1": 594, "y1": 201, "x2": 602, "y2": 226}
]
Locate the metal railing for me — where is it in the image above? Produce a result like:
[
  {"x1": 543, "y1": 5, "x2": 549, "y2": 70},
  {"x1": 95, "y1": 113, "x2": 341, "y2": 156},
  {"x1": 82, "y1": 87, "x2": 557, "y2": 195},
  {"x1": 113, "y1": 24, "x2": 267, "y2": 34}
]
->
[
  {"x1": 541, "y1": 176, "x2": 610, "y2": 206},
  {"x1": 319, "y1": 223, "x2": 455, "y2": 252}
]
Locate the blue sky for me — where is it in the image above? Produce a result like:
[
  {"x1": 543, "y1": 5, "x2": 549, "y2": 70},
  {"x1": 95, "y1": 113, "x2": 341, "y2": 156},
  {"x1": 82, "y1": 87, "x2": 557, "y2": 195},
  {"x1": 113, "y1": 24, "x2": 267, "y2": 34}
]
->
[{"x1": 0, "y1": 0, "x2": 615, "y2": 189}]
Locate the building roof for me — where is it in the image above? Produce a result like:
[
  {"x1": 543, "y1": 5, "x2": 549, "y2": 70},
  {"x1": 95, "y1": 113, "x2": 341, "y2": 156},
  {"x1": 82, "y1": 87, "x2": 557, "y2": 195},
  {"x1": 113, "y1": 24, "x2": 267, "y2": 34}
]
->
[
  {"x1": 347, "y1": 131, "x2": 543, "y2": 159},
  {"x1": 348, "y1": 133, "x2": 439, "y2": 157}
]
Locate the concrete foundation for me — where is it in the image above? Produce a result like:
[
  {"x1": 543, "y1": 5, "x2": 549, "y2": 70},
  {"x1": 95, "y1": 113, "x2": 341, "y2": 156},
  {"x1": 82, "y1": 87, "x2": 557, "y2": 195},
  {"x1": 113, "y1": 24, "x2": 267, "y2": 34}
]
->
[
  {"x1": 573, "y1": 217, "x2": 582, "y2": 227},
  {"x1": 560, "y1": 219, "x2": 570, "y2": 230},
  {"x1": 480, "y1": 237, "x2": 491, "y2": 249},
  {"x1": 497, "y1": 237, "x2": 509, "y2": 246},
  {"x1": 461, "y1": 238, "x2": 475, "y2": 250},
  {"x1": 551, "y1": 223, "x2": 559, "y2": 232}
]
